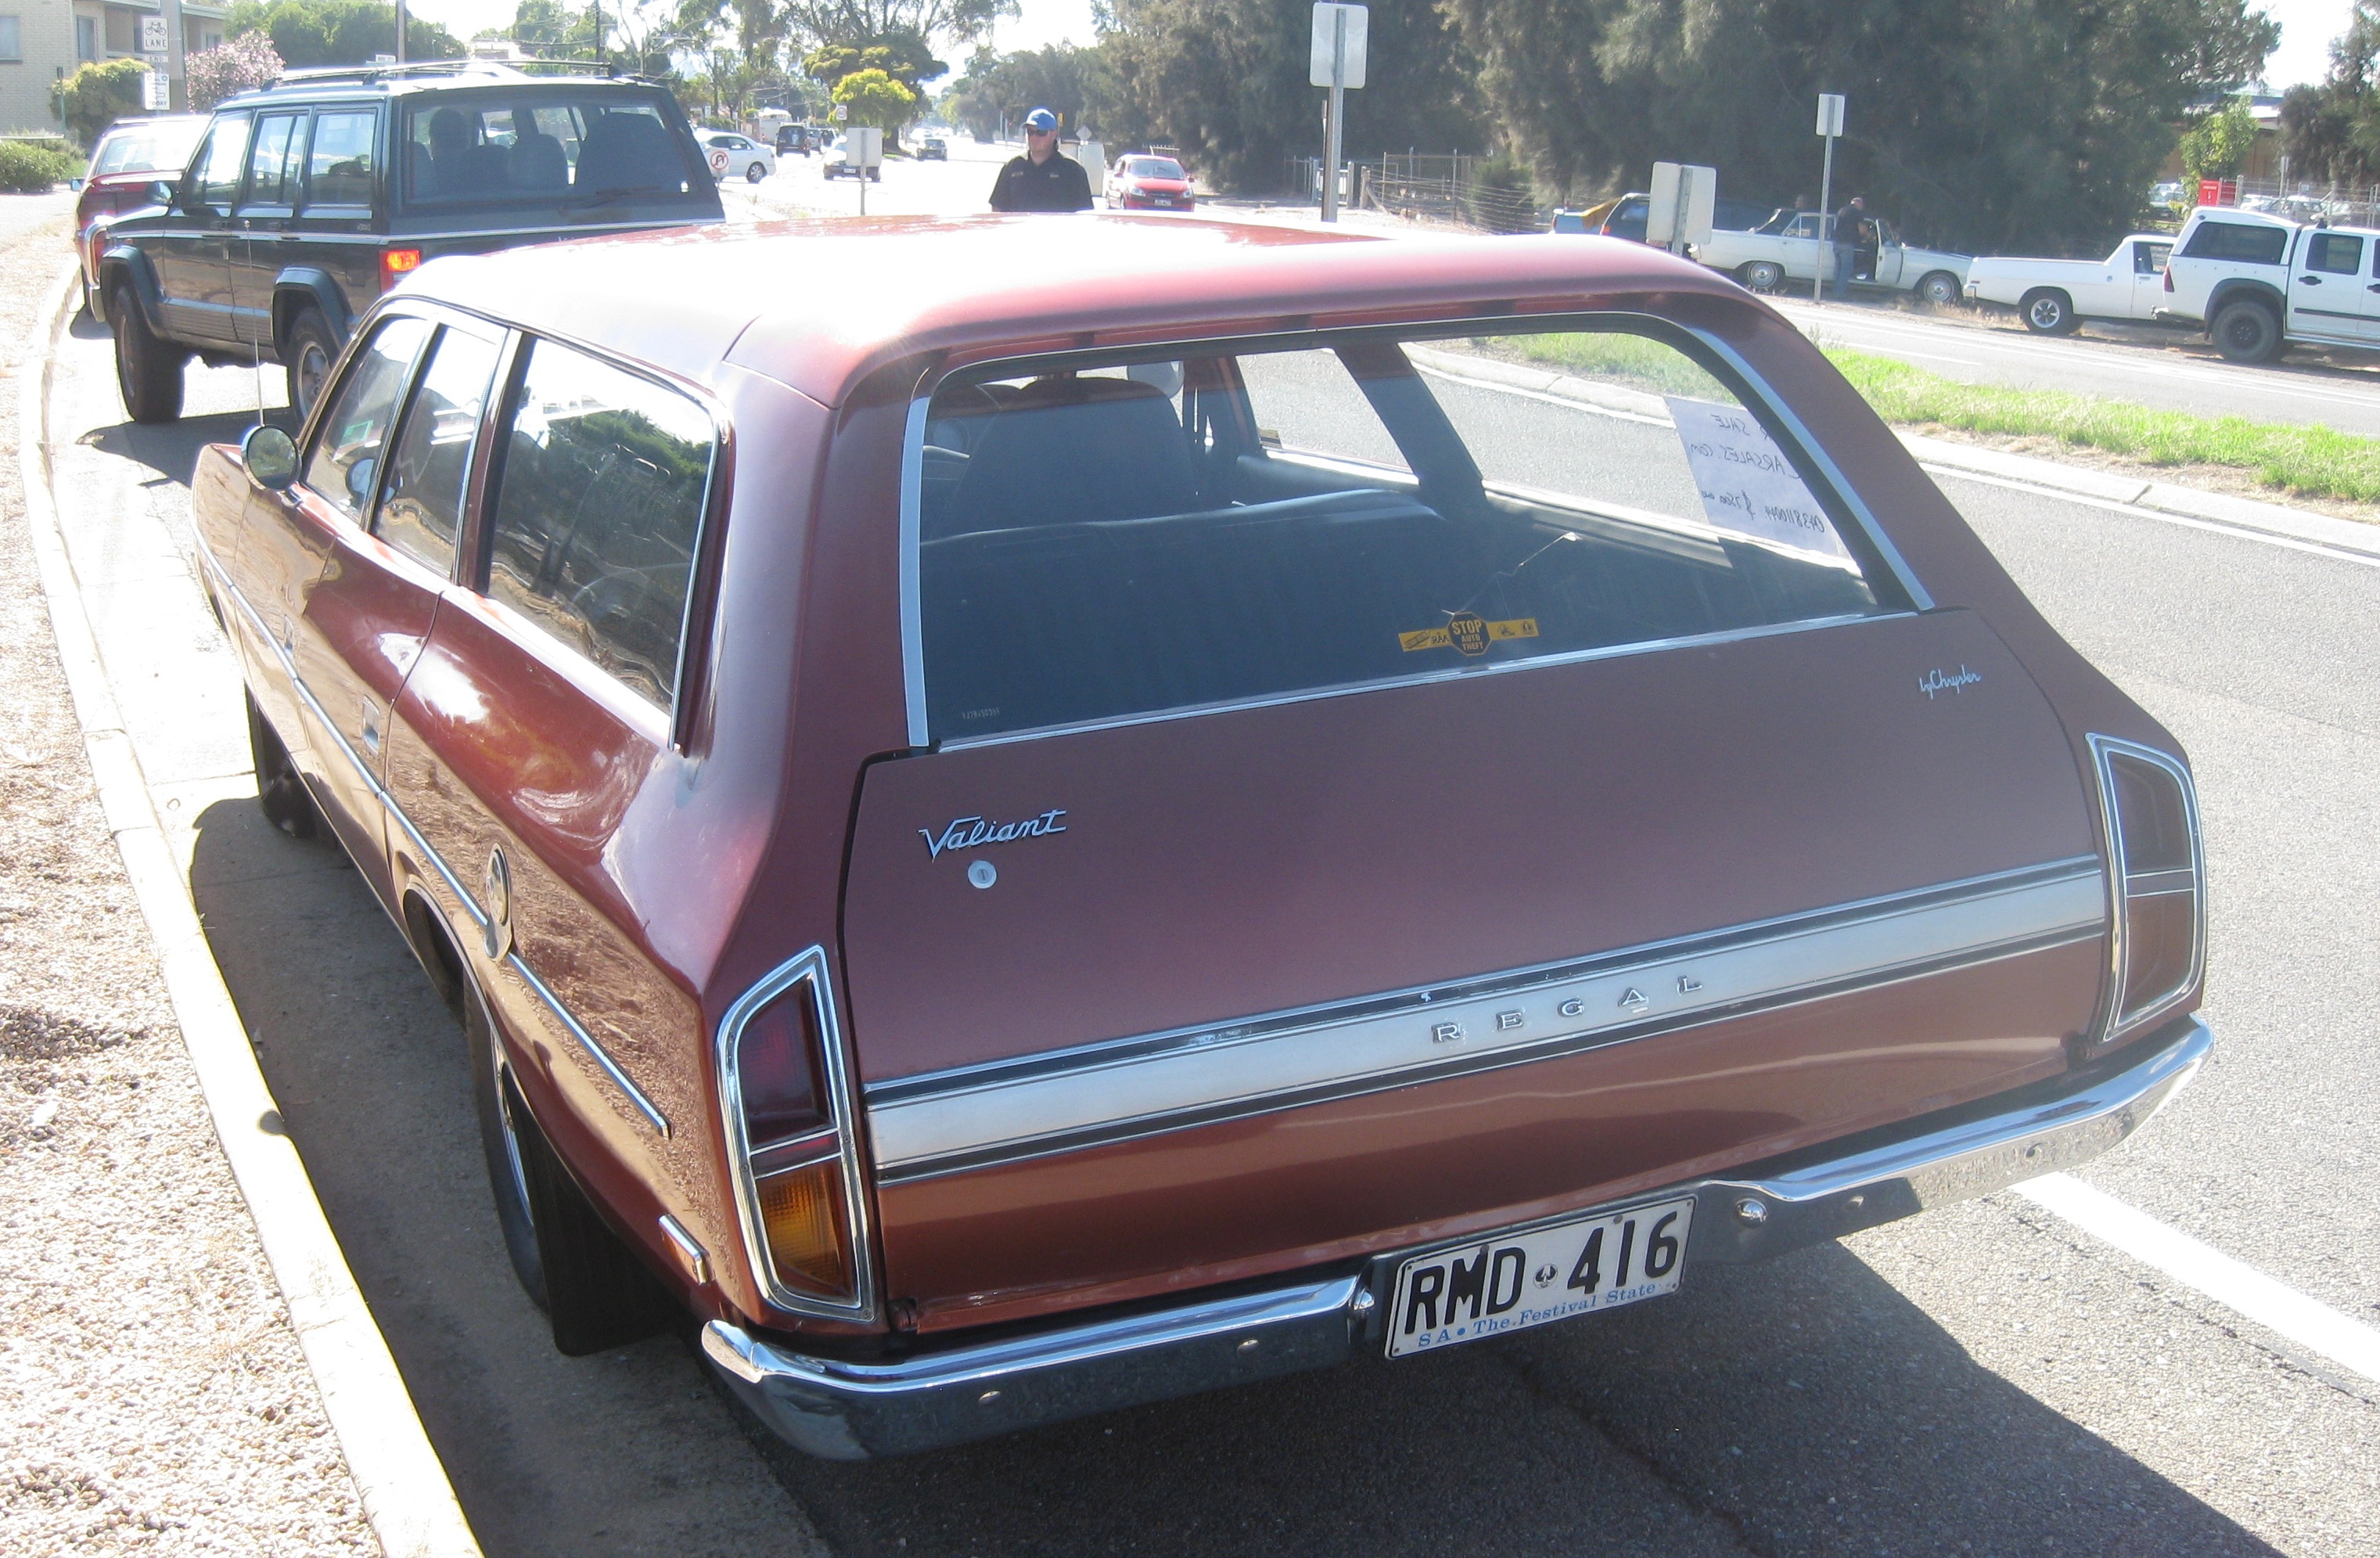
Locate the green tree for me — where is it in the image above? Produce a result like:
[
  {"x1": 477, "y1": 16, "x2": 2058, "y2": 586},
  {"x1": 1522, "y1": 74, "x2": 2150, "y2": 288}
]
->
[
  {"x1": 52, "y1": 59, "x2": 151, "y2": 149},
  {"x1": 228, "y1": 0, "x2": 466, "y2": 67},
  {"x1": 833, "y1": 66, "x2": 921, "y2": 130},
  {"x1": 1097, "y1": 0, "x2": 1483, "y2": 191},
  {"x1": 943, "y1": 44, "x2": 1095, "y2": 139},
  {"x1": 1439, "y1": 0, "x2": 2278, "y2": 254},
  {"x1": 784, "y1": 0, "x2": 1014, "y2": 52},
  {"x1": 2178, "y1": 97, "x2": 2260, "y2": 182},
  {"x1": 2281, "y1": 0, "x2": 2380, "y2": 186}
]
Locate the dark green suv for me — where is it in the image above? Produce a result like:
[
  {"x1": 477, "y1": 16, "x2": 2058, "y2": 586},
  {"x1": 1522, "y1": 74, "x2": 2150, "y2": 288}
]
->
[{"x1": 99, "y1": 60, "x2": 723, "y2": 425}]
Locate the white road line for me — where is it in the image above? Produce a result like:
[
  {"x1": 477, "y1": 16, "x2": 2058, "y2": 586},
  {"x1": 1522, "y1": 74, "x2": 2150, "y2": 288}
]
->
[{"x1": 2017, "y1": 1173, "x2": 2380, "y2": 1387}]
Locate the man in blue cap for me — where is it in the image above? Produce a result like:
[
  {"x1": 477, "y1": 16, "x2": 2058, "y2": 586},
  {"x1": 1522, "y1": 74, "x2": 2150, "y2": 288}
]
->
[{"x1": 989, "y1": 107, "x2": 1093, "y2": 211}]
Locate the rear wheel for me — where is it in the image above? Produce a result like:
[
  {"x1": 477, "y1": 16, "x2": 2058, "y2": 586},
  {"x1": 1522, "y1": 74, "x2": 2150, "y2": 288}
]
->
[
  {"x1": 2212, "y1": 298, "x2": 2282, "y2": 363},
  {"x1": 2020, "y1": 288, "x2": 2075, "y2": 335},
  {"x1": 110, "y1": 281, "x2": 185, "y2": 424},
  {"x1": 1917, "y1": 270, "x2": 1962, "y2": 307},
  {"x1": 283, "y1": 307, "x2": 339, "y2": 426},
  {"x1": 465, "y1": 975, "x2": 679, "y2": 1355},
  {"x1": 1740, "y1": 261, "x2": 1784, "y2": 293},
  {"x1": 246, "y1": 690, "x2": 318, "y2": 840},
  {"x1": 746, "y1": 160, "x2": 766, "y2": 183}
]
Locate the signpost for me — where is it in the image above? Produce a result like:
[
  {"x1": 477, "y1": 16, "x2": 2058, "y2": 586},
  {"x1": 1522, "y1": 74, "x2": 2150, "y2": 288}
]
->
[
  {"x1": 1646, "y1": 161, "x2": 1715, "y2": 256},
  {"x1": 1813, "y1": 92, "x2": 1844, "y2": 305},
  {"x1": 1310, "y1": 3, "x2": 1367, "y2": 222},
  {"x1": 849, "y1": 125, "x2": 881, "y2": 216}
]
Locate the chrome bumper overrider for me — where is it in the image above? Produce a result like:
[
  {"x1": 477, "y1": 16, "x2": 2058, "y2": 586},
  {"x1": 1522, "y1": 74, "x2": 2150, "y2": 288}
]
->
[{"x1": 703, "y1": 1016, "x2": 2210, "y2": 1459}]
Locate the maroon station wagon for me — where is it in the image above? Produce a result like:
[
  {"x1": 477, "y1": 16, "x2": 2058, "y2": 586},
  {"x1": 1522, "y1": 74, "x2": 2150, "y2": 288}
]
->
[{"x1": 188, "y1": 215, "x2": 2210, "y2": 1458}]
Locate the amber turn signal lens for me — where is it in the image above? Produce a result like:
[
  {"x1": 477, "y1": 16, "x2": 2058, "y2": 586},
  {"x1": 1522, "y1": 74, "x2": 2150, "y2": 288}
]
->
[
  {"x1": 381, "y1": 247, "x2": 422, "y2": 285},
  {"x1": 757, "y1": 1157, "x2": 849, "y2": 1295}
]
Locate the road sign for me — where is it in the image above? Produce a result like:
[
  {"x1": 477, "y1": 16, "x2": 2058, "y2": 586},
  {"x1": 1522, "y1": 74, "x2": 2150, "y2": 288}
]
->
[
  {"x1": 832, "y1": 103, "x2": 848, "y2": 122},
  {"x1": 1816, "y1": 93, "x2": 1845, "y2": 138},
  {"x1": 141, "y1": 71, "x2": 170, "y2": 112},
  {"x1": 1646, "y1": 162, "x2": 1715, "y2": 251},
  {"x1": 1310, "y1": 3, "x2": 1368, "y2": 88},
  {"x1": 141, "y1": 15, "x2": 168, "y2": 53}
]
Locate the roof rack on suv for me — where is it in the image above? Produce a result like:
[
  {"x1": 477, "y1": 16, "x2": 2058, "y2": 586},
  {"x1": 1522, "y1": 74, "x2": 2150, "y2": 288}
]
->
[{"x1": 268, "y1": 58, "x2": 627, "y2": 89}]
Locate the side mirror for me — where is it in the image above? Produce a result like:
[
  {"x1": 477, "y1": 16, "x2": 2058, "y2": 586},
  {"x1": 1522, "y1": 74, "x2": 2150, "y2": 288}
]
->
[
  {"x1": 147, "y1": 179, "x2": 175, "y2": 207},
  {"x1": 242, "y1": 425, "x2": 300, "y2": 491},
  {"x1": 69, "y1": 176, "x2": 86, "y2": 193}
]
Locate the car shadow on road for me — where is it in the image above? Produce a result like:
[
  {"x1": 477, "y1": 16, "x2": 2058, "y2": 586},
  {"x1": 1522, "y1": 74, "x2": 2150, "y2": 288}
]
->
[
  {"x1": 184, "y1": 807, "x2": 2276, "y2": 1558},
  {"x1": 73, "y1": 405, "x2": 296, "y2": 491}
]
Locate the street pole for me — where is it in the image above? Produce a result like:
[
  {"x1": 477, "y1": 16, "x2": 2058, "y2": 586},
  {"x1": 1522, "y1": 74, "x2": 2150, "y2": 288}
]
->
[
  {"x1": 163, "y1": 0, "x2": 186, "y2": 109},
  {"x1": 1322, "y1": 8, "x2": 1345, "y2": 222},
  {"x1": 394, "y1": 0, "x2": 407, "y2": 63},
  {"x1": 1813, "y1": 93, "x2": 1843, "y2": 307}
]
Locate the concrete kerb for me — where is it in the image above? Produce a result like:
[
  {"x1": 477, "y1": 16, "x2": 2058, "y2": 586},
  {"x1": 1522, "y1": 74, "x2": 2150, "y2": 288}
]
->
[{"x1": 17, "y1": 264, "x2": 482, "y2": 1558}]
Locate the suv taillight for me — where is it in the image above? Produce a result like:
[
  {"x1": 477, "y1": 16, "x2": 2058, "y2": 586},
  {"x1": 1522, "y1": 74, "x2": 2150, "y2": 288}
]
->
[
  {"x1": 2089, "y1": 736, "x2": 2204, "y2": 1042},
  {"x1": 717, "y1": 949, "x2": 872, "y2": 1318},
  {"x1": 380, "y1": 247, "x2": 422, "y2": 289}
]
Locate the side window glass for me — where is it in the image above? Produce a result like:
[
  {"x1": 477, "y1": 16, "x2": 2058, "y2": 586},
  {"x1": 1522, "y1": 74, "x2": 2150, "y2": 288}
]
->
[
  {"x1": 2135, "y1": 242, "x2": 2170, "y2": 275},
  {"x1": 486, "y1": 340, "x2": 714, "y2": 707},
  {"x1": 304, "y1": 317, "x2": 433, "y2": 520},
  {"x1": 240, "y1": 113, "x2": 302, "y2": 210},
  {"x1": 192, "y1": 114, "x2": 251, "y2": 215},
  {"x1": 2307, "y1": 232, "x2": 2364, "y2": 275},
  {"x1": 375, "y1": 327, "x2": 502, "y2": 577},
  {"x1": 305, "y1": 110, "x2": 377, "y2": 209}
]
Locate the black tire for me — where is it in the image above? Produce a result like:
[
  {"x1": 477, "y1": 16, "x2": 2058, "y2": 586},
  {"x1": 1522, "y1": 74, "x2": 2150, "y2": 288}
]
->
[
  {"x1": 2020, "y1": 288, "x2": 2075, "y2": 335},
  {"x1": 282, "y1": 307, "x2": 340, "y2": 426},
  {"x1": 466, "y1": 978, "x2": 679, "y2": 1355},
  {"x1": 2212, "y1": 298, "x2": 2282, "y2": 364},
  {"x1": 246, "y1": 690, "x2": 319, "y2": 840},
  {"x1": 746, "y1": 160, "x2": 766, "y2": 183},
  {"x1": 110, "y1": 281, "x2": 185, "y2": 424},
  {"x1": 1918, "y1": 270, "x2": 1962, "y2": 307},
  {"x1": 1740, "y1": 261, "x2": 1784, "y2": 293}
]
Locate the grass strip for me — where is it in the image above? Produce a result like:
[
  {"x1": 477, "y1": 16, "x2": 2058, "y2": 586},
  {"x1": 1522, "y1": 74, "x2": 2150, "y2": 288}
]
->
[{"x1": 1499, "y1": 332, "x2": 2380, "y2": 506}]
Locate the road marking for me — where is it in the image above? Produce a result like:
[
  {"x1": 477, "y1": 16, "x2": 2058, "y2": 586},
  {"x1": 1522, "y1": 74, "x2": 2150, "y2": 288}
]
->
[
  {"x1": 2017, "y1": 1173, "x2": 2380, "y2": 1386},
  {"x1": 1927, "y1": 464, "x2": 2380, "y2": 570}
]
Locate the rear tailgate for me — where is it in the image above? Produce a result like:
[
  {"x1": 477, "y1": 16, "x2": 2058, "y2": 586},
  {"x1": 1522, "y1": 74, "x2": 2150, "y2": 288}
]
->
[{"x1": 841, "y1": 607, "x2": 2106, "y2": 1330}]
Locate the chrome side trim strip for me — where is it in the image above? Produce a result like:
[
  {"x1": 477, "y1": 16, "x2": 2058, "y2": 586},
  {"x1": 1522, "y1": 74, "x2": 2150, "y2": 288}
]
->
[
  {"x1": 204, "y1": 545, "x2": 670, "y2": 1135},
  {"x1": 715, "y1": 948, "x2": 879, "y2": 1322},
  {"x1": 866, "y1": 858, "x2": 2105, "y2": 1181},
  {"x1": 708, "y1": 1016, "x2": 2206, "y2": 1460}
]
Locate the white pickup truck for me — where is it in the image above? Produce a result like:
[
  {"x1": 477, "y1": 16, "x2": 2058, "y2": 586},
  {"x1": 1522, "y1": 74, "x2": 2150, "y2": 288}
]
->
[
  {"x1": 2159, "y1": 206, "x2": 2380, "y2": 362},
  {"x1": 1692, "y1": 211, "x2": 1971, "y2": 304},
  {"x1": 1964, "y1": 235, "x2": 2175, "y2": 334}
]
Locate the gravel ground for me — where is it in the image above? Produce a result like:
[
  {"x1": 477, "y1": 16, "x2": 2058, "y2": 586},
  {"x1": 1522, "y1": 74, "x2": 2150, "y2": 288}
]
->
[{"x1": 0, "y1": 225, "x2": 376, "y2": 1552}]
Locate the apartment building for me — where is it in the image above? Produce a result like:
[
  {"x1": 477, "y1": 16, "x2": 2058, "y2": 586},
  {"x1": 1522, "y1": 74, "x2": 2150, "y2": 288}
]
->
[{"x1": 2, "y1": 0, "x2": 228, "y2": 138}]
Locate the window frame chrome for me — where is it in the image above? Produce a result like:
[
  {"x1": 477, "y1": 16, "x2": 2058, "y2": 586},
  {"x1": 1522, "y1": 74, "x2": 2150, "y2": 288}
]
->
[
  {"x1": 895, "y1": 310, "x2": 1932, "y2": 753},
  {"x1": 2087, "y1": 733, "x2": 2206, "y2": 1044},
  {"x1": 714, "y1": 946, "x2": 878, "y2": 1322}
]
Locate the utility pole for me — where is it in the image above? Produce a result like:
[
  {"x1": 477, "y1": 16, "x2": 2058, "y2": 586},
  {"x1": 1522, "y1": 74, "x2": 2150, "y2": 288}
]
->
[
  {"x1": 1310, "y1": 4, "x2": 1368, "y2": 223},
  {"x1": 160, "y1": 0, "x2": 186, "y2": 109},
  {"x1": 394, "y1": 0, "x2": 407, "y2": 63},
  {"x1": 1814, "y1": 93, "x2": 1844, "y2": 307}
]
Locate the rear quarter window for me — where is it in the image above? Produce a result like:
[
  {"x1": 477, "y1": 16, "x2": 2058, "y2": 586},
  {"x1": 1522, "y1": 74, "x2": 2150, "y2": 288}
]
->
[
  {"x1": 400, "y1": 92, "x2": 701, "y2": 210},
  {"x1": 2180, "y1": 221, "x2": 2288, "y2": 264}
]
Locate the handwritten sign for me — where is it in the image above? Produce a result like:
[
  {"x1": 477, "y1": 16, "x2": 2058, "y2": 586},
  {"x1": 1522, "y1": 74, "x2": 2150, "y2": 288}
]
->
[{"x1": 1665, "y1": 397, "x2": 1850, "y2": 560}]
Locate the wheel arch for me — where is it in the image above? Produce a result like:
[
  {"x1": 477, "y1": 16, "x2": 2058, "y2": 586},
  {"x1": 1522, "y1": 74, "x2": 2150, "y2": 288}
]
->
[
  {"x1": 95, "y1": 246, "x2": 166, "y2": 333},
  {"x1": 270, "y1": 270, "x2": 354, "y2": 358},
  {"x1": 2204, "y1": 278, "x2": 2285, "y2": 329}
]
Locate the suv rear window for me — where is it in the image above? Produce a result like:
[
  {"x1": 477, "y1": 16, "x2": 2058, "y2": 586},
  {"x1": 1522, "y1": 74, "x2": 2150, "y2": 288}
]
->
[
  {"x1": 400, "y1": 90, "x2": 701, "y2": 208},
  {"x1": 914, "y1": 326, "x2": 1887, "y2": 742},
  {"x1": 2180, "y1": 221, "x2": 2288, "y2": 264}
]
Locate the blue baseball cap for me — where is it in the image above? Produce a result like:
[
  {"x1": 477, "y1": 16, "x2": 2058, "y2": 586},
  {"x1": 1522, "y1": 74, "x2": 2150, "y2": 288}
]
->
[{"x1": 1023, "y1": 107, "x2": 1058, "y2": 134}]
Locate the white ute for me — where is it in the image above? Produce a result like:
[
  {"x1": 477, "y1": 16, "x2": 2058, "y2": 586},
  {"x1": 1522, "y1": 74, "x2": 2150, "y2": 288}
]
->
[
  {"x1": 1694, "y1": 212, "x2": 1971, "y2": 304},
  {"x1": 1964, "y1": 235, "x2": 2174, "y2": 334},
  {"x1": 2161, "y1": 205, "x2": 2380, "y2": 362}
]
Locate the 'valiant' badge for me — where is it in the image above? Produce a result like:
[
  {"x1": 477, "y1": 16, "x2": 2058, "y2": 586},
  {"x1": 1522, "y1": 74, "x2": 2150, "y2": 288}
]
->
[{"x1": 919, "y1": 810, "x2": 1068, "y2": 860}]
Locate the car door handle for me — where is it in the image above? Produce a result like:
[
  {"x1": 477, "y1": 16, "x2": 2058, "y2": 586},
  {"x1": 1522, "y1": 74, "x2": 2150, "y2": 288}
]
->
[
  {"x1": 2300, "y1": 275, "x2": 2323, "y2": 285},
  {"x1": 358, "y1": 696, "x2": 381, "y2": 756}
]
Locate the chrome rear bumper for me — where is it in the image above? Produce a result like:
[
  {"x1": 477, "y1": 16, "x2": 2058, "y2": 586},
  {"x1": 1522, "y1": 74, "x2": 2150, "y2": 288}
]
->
[{"x1": 704, "y1": 1015, "x2": 2209, "y2": 1459}]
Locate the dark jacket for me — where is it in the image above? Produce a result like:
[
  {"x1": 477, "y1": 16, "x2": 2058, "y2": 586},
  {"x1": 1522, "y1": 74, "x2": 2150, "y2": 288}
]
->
[{"x1": 990, "y1": 152, "x2": 1095, "y2": 212}]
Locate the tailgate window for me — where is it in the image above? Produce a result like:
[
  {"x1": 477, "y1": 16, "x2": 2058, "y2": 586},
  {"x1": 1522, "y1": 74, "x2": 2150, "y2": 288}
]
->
[
  {"x1": 2179, "y1": 221, "x2": 2286, "y2": 264},
  {"x1": 397, "y1": 90, "x2": 704, "y2": 211},
  {"x1": 915, "y1": 323, "x2": 1889, "y2": 742}
]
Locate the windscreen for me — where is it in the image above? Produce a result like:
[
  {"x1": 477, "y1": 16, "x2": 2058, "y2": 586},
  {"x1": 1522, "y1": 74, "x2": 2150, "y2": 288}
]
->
[
  {"x1": 398, "y1": 91, "x2": 704, "y2": 209},
  {"x1": 915, "y1": 326, "x2": 1888, "y2": 743},
  {"x1": 93, "y1": 118, "x2": 207, "y2": 177},
  {"x1": 1128, "y1": 157, "x2": 1186, "y2": 179}
]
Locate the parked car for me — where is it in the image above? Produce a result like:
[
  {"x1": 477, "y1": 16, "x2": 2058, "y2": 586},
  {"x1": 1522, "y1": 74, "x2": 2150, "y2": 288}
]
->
[
  {"x1": 96, "y1": 61, "x2": 722, "y2": 426},
  {"x1": 1103, "y1": 153, "x2": 1193, "y2": 210},
  {"x1": 1695, "y1": 211, "x2": 1971, "y2": 304},
  {"x1": 1965, "y1": 235, "x2": 2176, "y2": 334},
  {"x1": 918, "y1": 136, "x2": 948, "y2": 161},
  {"x1": 702, "y1": 131, "x2": 775, "y2": 182},
  {"x1": 775, "y1": 124, "x2": 815, "y2": 156},
  {"x1": 1551, "y1": 194, "x2": 1778, "y2": 243},
  {"x1": 191, "y1": 216, "x2": 2209, "y2": 1459},
  {"x1": 71, "y1": 114, "x2": 210, "y2": 316},
  {"x1": 2159, "y1": 205, "x2": 2380, "y2": 363}
]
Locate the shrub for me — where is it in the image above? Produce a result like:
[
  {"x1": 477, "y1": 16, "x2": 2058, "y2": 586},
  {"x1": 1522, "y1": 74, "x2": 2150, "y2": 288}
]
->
[
  {"x1": 53, "y1": 59, "x2": 153, "y2": 150},
  {"x1": 0, "y1": 140, "x2": 81, "y2": 194},
  {"x1": 188, "y1": 34, "x2": 286, "y2": 110}
]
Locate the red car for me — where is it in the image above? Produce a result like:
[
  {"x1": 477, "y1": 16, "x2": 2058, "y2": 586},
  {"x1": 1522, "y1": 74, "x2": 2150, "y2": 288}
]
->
[
  {"x1": 1106, "y1": 153, "x2": 1194, "y2": 210},
  {"x1": 73, "y1": 115, "x2": 210, "y2": 314},
  {"x1": 192, "y1": 215, "x2": 2208, "y2": 1459}
]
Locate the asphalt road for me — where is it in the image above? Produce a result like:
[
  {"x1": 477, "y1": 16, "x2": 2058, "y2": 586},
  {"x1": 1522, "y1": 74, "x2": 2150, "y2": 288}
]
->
[
  {"x1": 41, "y1": 266, "x2": 2379, "y2": 1555},
  {"x1": 0, "y1": 189, "x2": 75, "y2": 246}
]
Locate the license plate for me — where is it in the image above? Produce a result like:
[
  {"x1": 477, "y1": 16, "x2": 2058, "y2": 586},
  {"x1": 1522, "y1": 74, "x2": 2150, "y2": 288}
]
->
[{"x1": 1383, "y1": 1196, "x2": 1695, "y2": 1358}]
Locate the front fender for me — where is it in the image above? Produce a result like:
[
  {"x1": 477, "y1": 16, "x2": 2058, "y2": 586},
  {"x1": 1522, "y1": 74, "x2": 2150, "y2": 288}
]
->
[{"x1": 95, "y1": 245, "x2": 167, "y2": 333}]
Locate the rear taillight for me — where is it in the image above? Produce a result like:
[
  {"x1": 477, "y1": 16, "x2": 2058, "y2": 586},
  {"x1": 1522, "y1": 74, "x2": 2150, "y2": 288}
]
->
[
  {"x1": 380, "y1": 247, "x2": 422, "y2": 289},
  {"x1": 717, "y1": 949, "x2": 872, "y2": 1318},
  {"x1": 2089, "y1": 736, "x2": 2204, "y2": 1042}
]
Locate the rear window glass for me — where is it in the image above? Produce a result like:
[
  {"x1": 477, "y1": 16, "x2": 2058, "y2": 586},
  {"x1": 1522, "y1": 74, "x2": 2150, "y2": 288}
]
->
[
  {"x1": 485, "y1": 339, "x2": 714, "y2": 707},
  {"x1": 400, "y1": 92, "x2": 699, "y2": 208},
  {"x1": 2180, "y1": 221, "x2": 2288, "y2": 264},
  {"x1": 915, "y1": 326, "x2": 1884, "y2": 742},
  {"x1": 1127, "y1": 158, "x2": 1185, "y2": 178},
  {"x1": 92, "y1": 118, "x2": 207, "y2": 177}
]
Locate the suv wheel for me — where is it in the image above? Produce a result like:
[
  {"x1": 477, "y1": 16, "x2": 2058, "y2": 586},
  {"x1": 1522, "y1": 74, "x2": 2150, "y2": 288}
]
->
[
  {"x1": 2212, "y1": 298, "x2": 2282, "y2": 364},
  {"x1": 284, "y1": 308, "x2": 340, "y2": 424},
  {"x1": 110, "y1": 281, "x2": 185, "y2": 423}
]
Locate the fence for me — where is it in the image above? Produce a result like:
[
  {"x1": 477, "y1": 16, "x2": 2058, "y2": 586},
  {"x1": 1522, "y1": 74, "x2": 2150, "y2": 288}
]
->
[
  {"x1": 1284, "y1": 155, "x2": 1550, "y2": 235},
  {"x1": 2205, "y1": 175, "x2": 2380, "y2": 228}
]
